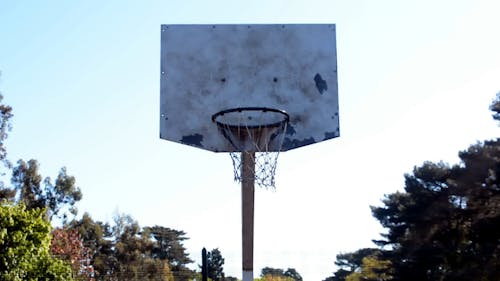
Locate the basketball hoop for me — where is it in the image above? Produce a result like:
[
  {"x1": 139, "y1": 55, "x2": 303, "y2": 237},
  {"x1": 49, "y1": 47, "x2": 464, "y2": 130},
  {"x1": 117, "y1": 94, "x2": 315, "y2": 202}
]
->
[{"x1": 212, "y1": 107, "x2": 289, "y2": 188}]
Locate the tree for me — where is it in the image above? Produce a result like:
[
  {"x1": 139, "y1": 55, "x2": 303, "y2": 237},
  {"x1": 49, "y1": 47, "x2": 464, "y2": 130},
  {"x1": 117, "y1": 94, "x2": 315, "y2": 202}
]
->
[
  {"x1": 325, "y1": 248, "x2": 381, "y2": 281},
  {"x1": 344, "y1": 256, "x2": 392, "y2": 281},
  {"x1": 490, "y1": 92, "x2": 500, "y2": 122},
  {"x1": 369, "y1": 140, "x2": 500, "y2": 280},
  {"x1": 146, "y1": 225, "x2": 195, "y2": 281},
  {"x1": 327, "y1": 93, "x2": 500, "y2": 281},
  {"x1": 50, "y1": 227, "x2": 94, "y2": 279},
  {"x1": 70, "y1": 213, "x2": 183, "y2": 281},
  {"x1": 283, "y1": 268, "x2": 302, "y2": 281},
  {"x1": 449, "y1": 140, "x2": 500, "y2": 279},
  {"x1": 0, "y1": 81, "x2": 82, "y2": 219},
  {"x1": 95, "y1": 213, "x2": 180, "y2": 281},
  {"x1": 368, "y1": 96, "x2": 500, "y2": 280},
  {"x1": 204, "y1": 248, "x2": 225, "y2": 281},
  {"x1": 192, "y1": 271, "x2": 212, "y2": 281},
  {"x1": 258, "y1": 275, "x2": 293, "y2": 281},
  {"x1": 114, "y1": 257, "x2": 173, "y2": 281},
  {"x1": 260, "y1": 267, "x2": 302, "y2": 281},
  {"x1": 0, "y1": 203, "x2": 73, "y2": 280},
  {"x1": 11, "y1": 159, "x2": 44, "y2": 209},
  {"x1": 261, "y1": 267, "x2": 284, "y2": 277},
  {"x1": 113, "y1": 214, "x2": 156, "y2": 280},
  {"x1": 0, "y1": 87, "x2": 15, "y2": 201},
  {"x1": 69, "y1": 213, "x2": 116, "y2": 280},
  {"x1": 11, "y1": 159, "x2": 82, "y2": 223},
  {"x1": 0, "y1": 78, "x2": 13, "y2": 169}
]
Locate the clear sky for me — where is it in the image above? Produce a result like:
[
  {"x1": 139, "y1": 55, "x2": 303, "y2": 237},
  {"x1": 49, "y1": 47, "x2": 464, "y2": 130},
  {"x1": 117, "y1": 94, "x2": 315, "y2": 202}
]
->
[{"x1": 1, "y1": 1, "x2": 499, "y2": 280}]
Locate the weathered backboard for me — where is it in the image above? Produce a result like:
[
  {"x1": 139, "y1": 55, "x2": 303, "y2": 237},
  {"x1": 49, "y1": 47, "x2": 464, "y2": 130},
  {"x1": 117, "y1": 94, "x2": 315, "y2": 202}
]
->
[{"x1": 160, "y1": 24, "x2": 339, "y2": 152}]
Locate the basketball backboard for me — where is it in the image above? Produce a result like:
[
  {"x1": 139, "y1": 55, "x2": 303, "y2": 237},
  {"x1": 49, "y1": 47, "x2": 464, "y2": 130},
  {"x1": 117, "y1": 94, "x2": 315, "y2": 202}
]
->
[{"x1": 160, "y1": 24, "x2": 339, "y2": 152}]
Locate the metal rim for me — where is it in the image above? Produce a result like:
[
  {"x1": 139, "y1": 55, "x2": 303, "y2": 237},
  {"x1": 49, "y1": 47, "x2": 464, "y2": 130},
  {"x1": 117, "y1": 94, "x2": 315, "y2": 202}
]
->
[{"x1": 211, "y1": 107, "x2": 290, "y2": 129}]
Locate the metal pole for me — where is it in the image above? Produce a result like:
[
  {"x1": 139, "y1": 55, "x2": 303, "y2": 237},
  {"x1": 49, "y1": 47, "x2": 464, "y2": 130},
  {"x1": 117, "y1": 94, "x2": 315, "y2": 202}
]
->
[
  {"x1": 202, "y1": 248, "x2": 208, "y2": 281},
  {"x1": 241, "y1": 151, "x2": 255, "y2": 281}
]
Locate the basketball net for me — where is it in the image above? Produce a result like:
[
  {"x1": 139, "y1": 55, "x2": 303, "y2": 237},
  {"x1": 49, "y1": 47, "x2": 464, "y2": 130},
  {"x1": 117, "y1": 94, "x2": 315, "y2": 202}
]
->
[{"x1": 212, "y1": 108, "x2": 289, "y2": 188}]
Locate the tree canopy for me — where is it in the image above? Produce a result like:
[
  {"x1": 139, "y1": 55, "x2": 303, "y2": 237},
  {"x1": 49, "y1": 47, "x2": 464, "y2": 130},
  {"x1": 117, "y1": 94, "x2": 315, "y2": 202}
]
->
[
  {"x1": 145, "y1": 225, "x2": 194, "y2": 280},
  {"x1": 0, "y1": 91, "x2": 14, "y2": 199},
  {"x1": 0, "y1": 81, "x2": 188, "y2": 280},
  {"x1": 68, "y1": 214, "x2": 192, "y2": 281},
  {"x1": 202, "y1": 248, "x2": 225, "y2": 281},
  {"x1": 11, "y1": 159, "x2": 82, "y2": 223},
  {"x1": 50, "y1": 227, "x2": 94, "y2": 279},
  {"x1": 260, "y1": 267, "x2": 303, "y2": 281},
  {"x1": 326, "y1": 93, "x2": 500, "y2": 281},
  {"x1": 0, "y1": 203, "x2": 73, "y2": 280}
]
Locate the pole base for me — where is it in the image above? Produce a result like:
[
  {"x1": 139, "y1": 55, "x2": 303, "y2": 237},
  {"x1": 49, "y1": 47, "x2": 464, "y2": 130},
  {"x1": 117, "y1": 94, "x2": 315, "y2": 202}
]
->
[{"x1": 243, "y1": 270, "x2": 254, "y2": 281}]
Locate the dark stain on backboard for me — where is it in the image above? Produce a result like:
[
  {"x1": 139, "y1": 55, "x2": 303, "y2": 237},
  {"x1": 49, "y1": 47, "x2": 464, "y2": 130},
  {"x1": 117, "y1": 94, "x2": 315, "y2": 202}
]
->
[
  {"x1": 314, "y1": 73, "x2": 328, "y2": 94},
  {"x1": 324, "y1": 130, "x2": 339, "y2": 140},
  {"x1": 285, "y1": 125, "x2": 297, "y2": 136},
  {"x1": 180, "y1": 134, "x2": 204, "y2": 147},
  {"x1": 282, "y1": 137, "x2": 315, "y2": 150}
]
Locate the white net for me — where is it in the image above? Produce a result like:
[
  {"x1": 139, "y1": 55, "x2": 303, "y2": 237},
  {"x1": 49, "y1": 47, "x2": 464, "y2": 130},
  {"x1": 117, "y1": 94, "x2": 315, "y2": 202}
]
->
[
  {"x1": 213, "y1": 108, "x2": 288, "y2": 188},
  {"x1": 229, "y1": 151, "x2": 282, "y2": 188}
]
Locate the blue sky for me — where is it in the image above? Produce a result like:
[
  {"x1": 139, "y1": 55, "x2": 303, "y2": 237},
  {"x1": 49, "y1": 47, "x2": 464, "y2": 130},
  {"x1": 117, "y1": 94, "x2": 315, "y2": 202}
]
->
[{"x1": 1, "y1": 1, "x2": 499, "y2": 280}]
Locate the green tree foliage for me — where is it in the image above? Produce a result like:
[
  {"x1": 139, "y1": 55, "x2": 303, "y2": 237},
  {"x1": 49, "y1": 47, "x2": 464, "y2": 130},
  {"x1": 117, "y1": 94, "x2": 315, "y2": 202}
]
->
[
  {"x1": 204, "y1": 248, "x2": 225, "y2": 281},
  {"x1": 0, "y1": 88, "x2": 15, "y2": 200},
  {"x1": 70, "y1": 213, "x2": 116, "y2": 279},
  {"x1": 0, "y1": 84, "x2": 81, "y2": 220},
  {"x1": 70, "y1": 214, "x2": 187, "y2": 281},
  {"x1": 0, "y1": 203, "x2": 73, "y2": 280},
  {"x1": 146, "y1": 225, "x2": 195, "y2": 280},
  {"x1": 0, "y1": 80, "x2": 186, "y2": 280},
  {"x1": 191, "y1": 271, "x2": 212, "y2": 281},
  {"x1": 257, "y1": 274, "x2": 293, "y2": 281},
  {"x1": 370, "y1": 139, "x2": 500, "y2": 280},
  {"x1": 328, "y1": 94, "x2": 500, "y2": 281},
  {"x1": 113, "y1": 216, "x2": 187, "y2": 281},
  {"x1": 114, "y1": 257, "x2": 173, "y2": 281},
  {"x1": 325, "y1": 248, "x2": 381, "y2": 281},
  {"x1": 11, "y1": 159, "x2": 82, "y2": 223},
  {"x1": 261, "y1": 267, "x2": 285, "y2": 276},
  {"x1": 282, "y1": 268, "x2": 302, "y2": 281},
  {"x1": 345, "y1": 256, "x2": 392, "y2": 281},
  {"x1": 260, "y1": 267, "x2": 302, "y2": 281},
  {"x1": 0, "y1": 79, "x2": 13, "y2": 169},
  {"x1": 113, "y1": 214, "x2": 158, "y2": 280}
]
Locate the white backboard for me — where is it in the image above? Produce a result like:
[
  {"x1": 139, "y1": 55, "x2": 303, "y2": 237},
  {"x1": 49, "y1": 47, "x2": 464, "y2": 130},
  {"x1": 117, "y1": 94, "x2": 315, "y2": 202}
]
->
[{"x1": 160, "y1": 24, "x2": 339, "y2": 152}]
